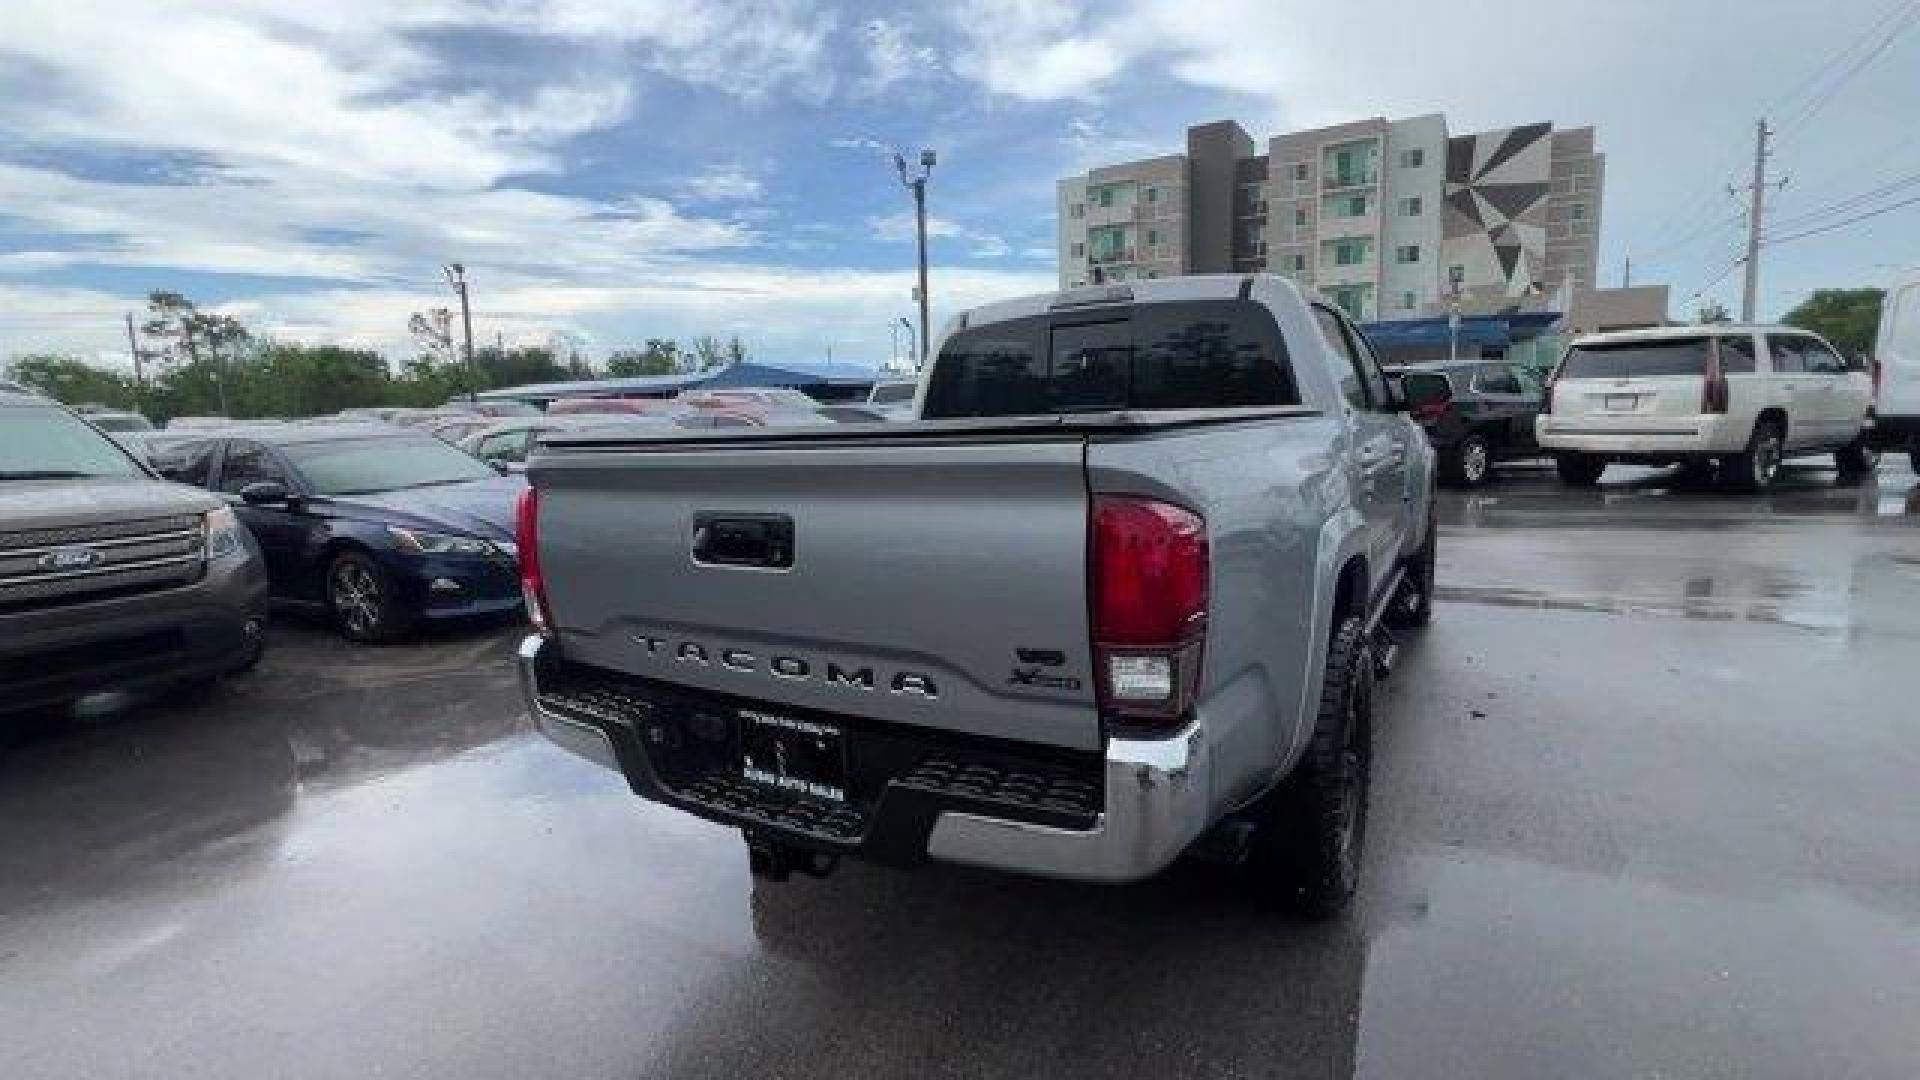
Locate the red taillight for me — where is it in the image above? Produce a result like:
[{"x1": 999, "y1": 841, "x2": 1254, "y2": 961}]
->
[
  {"x1": 515, "y1": 487, "x2": 552, "y2": 632},
  {"x1": 1091, "y1": 496, "x2": 1208, "y2": 729},
  {"x1": 1702, "y1": 340, "x2": 1729, "y2": 414},
  {"x1": 1412, "y1": 399, "x2": 1449, "y2": 425}
]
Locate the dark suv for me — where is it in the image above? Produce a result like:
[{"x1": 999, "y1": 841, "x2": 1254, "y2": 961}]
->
[
  {"x1": 1393, "y1": 359, "x2": 1547, "y2": 486},
  {"x1": 2, "y1": 391, "x2": 268, "y2": 715}
]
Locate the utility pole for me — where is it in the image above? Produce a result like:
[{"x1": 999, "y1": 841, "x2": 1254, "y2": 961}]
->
[
  {"x1": 1621, "y1": 256, "x2": 1632, "y2": 289},
  {"x1": 894, "y1": 149, "x2": 936, "y2": 369},
  {"x1": 1731, "y1": 119, "x2": 1786, "y2": 323},
  {"x1": 444, "y1": 263, "x2": 477, "y2": 401},
  {"x1": 123, "y1": 312, "x2": 146, "y2": 413}
]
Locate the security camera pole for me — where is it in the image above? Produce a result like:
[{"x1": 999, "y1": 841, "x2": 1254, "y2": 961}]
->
[
  {"x1": 444, "y1": 262, "x2": 477, "y2": 401},
  {"x1": 894, "y1": 149, "x2": 936, "y2": 369}
]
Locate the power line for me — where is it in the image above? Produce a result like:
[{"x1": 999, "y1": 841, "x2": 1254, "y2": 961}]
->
[
  {"x1": 1762, "y1": 0, "x2": 1917, "y2": 118},
  {"x1": 1763, "y1": 192, "x2": 1920, "y2": 247},
  {"x1": 1766, "y1": 169, "x2": 1920, "y2": 232},
  {"x1": 1775, "y1": 0, "x2": 1920, "y2": 146}
]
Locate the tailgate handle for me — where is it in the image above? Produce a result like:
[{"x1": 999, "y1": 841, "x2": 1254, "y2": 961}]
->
[{"x1": 692, "y1": 514, "x2": 794, "y2": 569}]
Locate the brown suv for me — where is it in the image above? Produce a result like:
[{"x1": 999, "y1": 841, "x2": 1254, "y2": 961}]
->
[{"x1": 1, "y1": 391, "x2": 269, "y2": 715}]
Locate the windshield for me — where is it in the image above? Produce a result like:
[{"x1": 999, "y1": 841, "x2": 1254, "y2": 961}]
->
[
  {"x1": 1, "y1": 407, "x2": 146, "y2": 480},
  {"x1": 283, "y1": 436, "x2": 495, "y2": 495},
  {"x1": 1560, "y1": 338, "x2": 1713, "y2": 379}
]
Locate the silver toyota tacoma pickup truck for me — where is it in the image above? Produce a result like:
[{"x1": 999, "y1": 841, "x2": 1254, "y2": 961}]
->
[{"x1": 517, "y1": 275, "x2": 1436, "y2": 915}]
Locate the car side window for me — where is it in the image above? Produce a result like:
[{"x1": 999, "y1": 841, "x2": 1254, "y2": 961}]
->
[
  {"x1": 1766, "y1": 336, "x2": 1805, "y2": 374},
  {"x1": 157, "y1": 439, "x2": 219, "y2": 487},
  {"x1": 478, "y1": 430, "x2": 529, "y2": 462},
  {"x1": 217, "y1": 440, "x2": 290, "y2": 495},
  {"x1": 1719, "y1": 335, "x2": 1757, "y2": 374},
  {"x1": 1798, "y1": 337, "x2": 1844, "y2": 374},
  {"x1": 1475, "y1": 364, "x2": 1522, "y2": 395},
  {"x1": 1511, "y1": 365, "x2": 1545, "y2": 397},
  {"x1": 1345, "y1": 321, "x2": 1393, "y2": 409},
  {"x1": 1311, "y1": 306, "x2": 1369, "y2": 410}
]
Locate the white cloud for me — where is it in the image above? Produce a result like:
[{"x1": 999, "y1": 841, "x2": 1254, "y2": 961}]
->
[
  {"x1": 858, "y1": 17, "x2": 940, "y2": 94},
  {"x1": 0, "y1": 267, "x2": 1059, "y2": 369},
  {"x1": 681, "y1": 166, "x2": 766, "y2": 203},
  {"x1": 868, "y1": 212, "x2": 965, "y2": 243}
]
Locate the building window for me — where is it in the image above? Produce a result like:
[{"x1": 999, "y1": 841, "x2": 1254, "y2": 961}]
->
[
  {"x1": 1396, "y1": 245, "x2": 1421, "y2": 264},
  {"x1": 1294, "y1": 162, "x2": 1309, "y2": 182},
  {"x1": 1294, "y1": 207, "x2": 1309, "y2": 227},
  {"x1": 1293, "y1": 253, "x2": 1307, "y2": 272},
  {"x1": 1146, "y1": 229, "x2": 1159, "y2": 247},
  {"x1": 1399, "y1": 196, "x2": 1422, "y2": 216},
  {"x1": 1145, "y1": 269, "x2": 1158, "y2": 279},
  {"x1": 1146, "y1": 186, "x2": 1158, "y2": 203},
  {"x1": 1070, "y1": 242, "x2": 1084, "y2": 259},
  {"x1": 1070, "y1": 202, "x2": 1084, "y2": 219},
  {"x1": 1402, "y1": 291, "x2": 1418, "y2": 310},
  {"x1": 1098, "y1": 187, "x2": 1114, "y2": 207},
  {"x1": 1242, "y1": 222, "x2": 1263, "y2": 248},
  {"x1": 1331, "y1": 193, "x2": 1367, "y2": 217},
  {"x1": 1400, "y1": 148, "x2": 1425, "y2": 168},
  {"x1": 1569, "y1": 202, "x2": 1587, "y2": 220},
  {"x1": 1448, "y1": 264, "x2": 1465, "y2": 286},
  {"x1": 1327, "y1": 238, "x2": 1370, "y2": 266}
]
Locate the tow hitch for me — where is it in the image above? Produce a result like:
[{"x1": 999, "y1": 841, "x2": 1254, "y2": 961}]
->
[{"x1": 746, "y1": 834, "x2": 840, "y2": 882}]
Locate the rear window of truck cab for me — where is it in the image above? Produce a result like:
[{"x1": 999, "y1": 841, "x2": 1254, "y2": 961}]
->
[{"x1": 921, "y1": 299, "x2": 1299, "y2": 418}]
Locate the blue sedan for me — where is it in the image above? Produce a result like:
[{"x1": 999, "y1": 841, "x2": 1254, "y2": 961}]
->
[{"x1": 150, "y1": 423, "x2": 526, "y2": 641}]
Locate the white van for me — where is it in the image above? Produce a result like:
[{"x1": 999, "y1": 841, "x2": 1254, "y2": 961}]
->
[
  {"x1": 1536, "y1": 324, "x2": 1876, "y2": 490},
  {"x1": 1870, "y1": 271, "x2": 1920, "y2": 472}
]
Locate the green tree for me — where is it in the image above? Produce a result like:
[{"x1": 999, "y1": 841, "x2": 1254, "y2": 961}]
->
[
  {"x1": 5, "y1": 354, "x2": 139, "y2": 410},
  {"x1": 606, "y1": 339, "x2": 682, "y2": 377},
  {"x1": 725, "y1": 335, "x2": 747, "y2": 366},
  {"x1": 1783, "y1": 288, "x2": 1883, "y2": 359},
  {"x1": 689, "y1": 335, "x2": 728, "y2": 371}
]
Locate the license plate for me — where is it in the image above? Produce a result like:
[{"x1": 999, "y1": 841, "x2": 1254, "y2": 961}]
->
[
  {"x1": 740, "y1": 709, "x2": 847, "y2": 802},
  {"x1": 1605, "y1": 394, "x2": 1638, "y2": 411}
]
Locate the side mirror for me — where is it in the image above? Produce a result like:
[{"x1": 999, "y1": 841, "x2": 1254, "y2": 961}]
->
[
  {"x1": 1400, "y1": 371, "x2": 1453, "y2": 420},
  {"x1": 239, "y1": 480, "x2": 290, "y2": 505}
]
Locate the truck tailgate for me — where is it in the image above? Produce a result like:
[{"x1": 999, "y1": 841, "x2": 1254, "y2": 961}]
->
[{"x1": 537, "y1": 438, "x2": 1101, "y2": 751}]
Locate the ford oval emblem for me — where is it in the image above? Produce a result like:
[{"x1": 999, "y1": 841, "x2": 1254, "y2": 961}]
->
[{"x1": 38, "y1": 546, "x2": 103, "y2": 572}]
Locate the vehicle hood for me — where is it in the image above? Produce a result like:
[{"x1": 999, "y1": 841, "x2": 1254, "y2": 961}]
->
[
  {"x1": 326, "y1": 475, "x2": 525, "y2": 543},
  {"x1": 0, "y1": 476, "x2": 219, "y2": 531}
]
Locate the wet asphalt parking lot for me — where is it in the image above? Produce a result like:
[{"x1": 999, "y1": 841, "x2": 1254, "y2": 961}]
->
[{"x1": 4, "y1": 459, "x2": 1918, "y2": 1079}]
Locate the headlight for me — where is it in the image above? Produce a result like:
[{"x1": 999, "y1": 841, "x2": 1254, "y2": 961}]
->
[
  {"x1": 204, "y1": 506, "x2": 244, "y2": 560},
  {"x1": 387, "y1": 526, "x2": 502, "y2": 556}
]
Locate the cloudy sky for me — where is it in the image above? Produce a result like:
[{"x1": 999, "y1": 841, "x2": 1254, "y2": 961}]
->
[{"x1": 1, "y1": 0, "x2": 1916, "y2": 370}]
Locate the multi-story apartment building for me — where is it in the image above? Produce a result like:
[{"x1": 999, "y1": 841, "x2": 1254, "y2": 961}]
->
[{"x1": 1058, "y1": 116, "x2": 1606, "y2": 324}]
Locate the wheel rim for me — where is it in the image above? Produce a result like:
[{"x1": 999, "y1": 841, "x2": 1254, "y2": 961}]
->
[
  {"x1": 1755, "y1": 436, "x2": 1781, "y2": 485},
  {"x1": 1462, "y1": 442, "x2": 1488, "y2": 483},
  {"x1": 329, "y1": 561, "x2": 381, "y2": 635}
]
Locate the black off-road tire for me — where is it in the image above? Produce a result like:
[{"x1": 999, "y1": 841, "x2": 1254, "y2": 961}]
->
[
  {"x1": 1725, "y1": 418, "x2": 1785, "y2": 492},
  {"x1": 1834, "y1": 434, "x2": 1880, "y2": 482},
  {"x1": 1245, "y1": 615, "x2": 1373, "y2": 918},
  {"x1": 1555, "y1": 452, "x2": 1605, "y2": 486}
]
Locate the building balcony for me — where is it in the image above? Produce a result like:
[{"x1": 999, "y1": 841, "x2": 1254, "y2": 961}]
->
[{"x1": 1322, "y1": 172, "x2": 1378, "y2": 191}]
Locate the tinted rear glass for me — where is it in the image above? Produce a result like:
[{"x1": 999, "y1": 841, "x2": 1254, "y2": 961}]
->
[
  {"x1": 922, "y1": 300, "x2": 1299, "y2": 418},
  {"x1": 1561, "y1": 338, "x2": 1712, "y2": 380}
]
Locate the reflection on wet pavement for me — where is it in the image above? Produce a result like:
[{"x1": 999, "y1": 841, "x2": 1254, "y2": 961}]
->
[{"x1": 1, "y1": 462, "x2": 1917, "y2": 1079}]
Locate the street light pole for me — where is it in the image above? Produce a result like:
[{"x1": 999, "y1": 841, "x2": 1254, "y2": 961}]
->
[
  {"x1": 444, "y1": 263, "x2": 477, "y2": 402},
  {"x1": 894, "y1": 149, "x2": 936, "y2": 369}
]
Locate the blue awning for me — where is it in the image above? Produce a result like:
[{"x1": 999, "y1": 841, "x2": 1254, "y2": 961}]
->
[{"x1": 1360, "y1": 310, "x2": 1564, "y2": 350}]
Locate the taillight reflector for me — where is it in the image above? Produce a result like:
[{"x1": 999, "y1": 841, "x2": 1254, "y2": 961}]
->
[
  {"x1": 515, "y1": 487, "x2": 552, "y2": 632},
  {"x1": 1091, "y1": 496, "x2": 1208, "y2": 728}
]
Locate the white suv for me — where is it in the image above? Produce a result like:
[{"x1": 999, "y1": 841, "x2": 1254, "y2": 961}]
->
[{"x1": 1536, "y1": 325, "x2": 1877, "y2": 489}]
